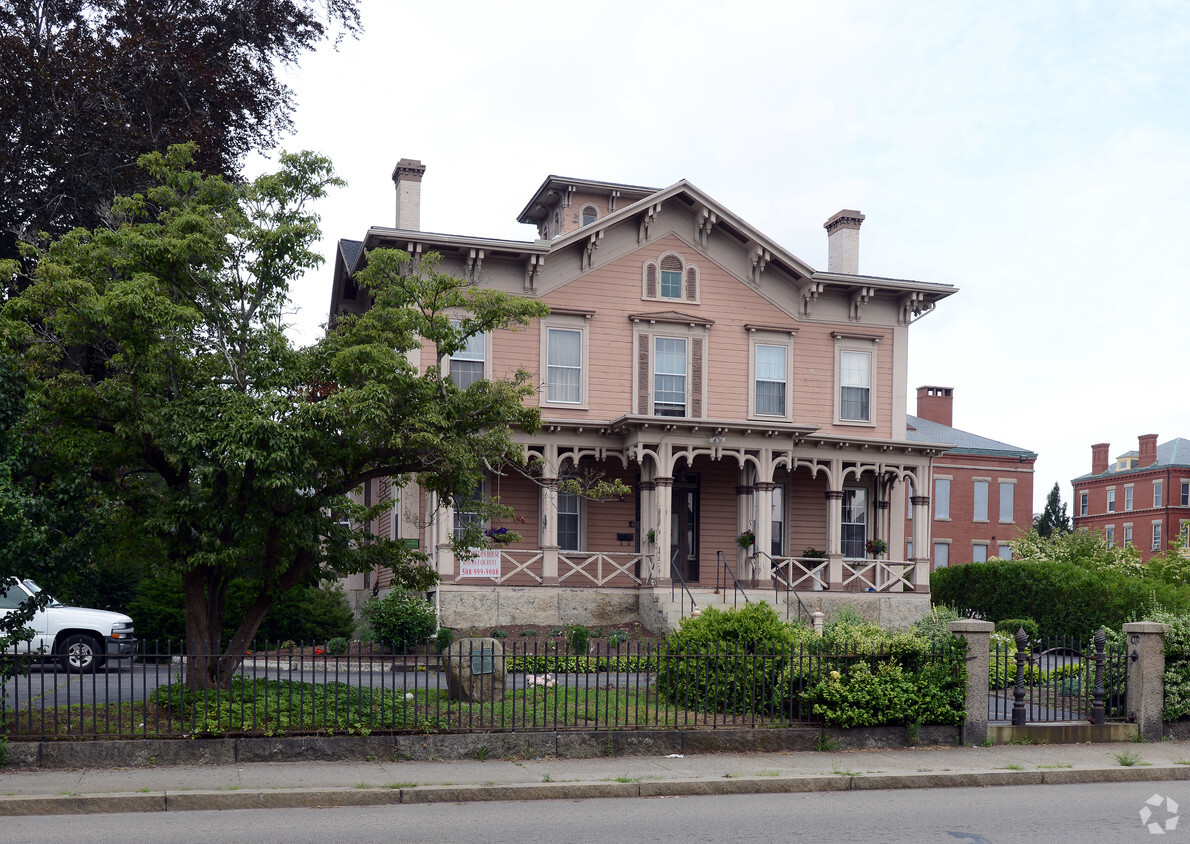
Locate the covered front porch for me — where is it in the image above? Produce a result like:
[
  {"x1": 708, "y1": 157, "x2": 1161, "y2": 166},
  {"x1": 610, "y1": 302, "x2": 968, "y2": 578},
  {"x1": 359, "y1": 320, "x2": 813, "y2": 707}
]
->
[{"x1": 424, "y1": 418, "x2": 940, "y2": 596}]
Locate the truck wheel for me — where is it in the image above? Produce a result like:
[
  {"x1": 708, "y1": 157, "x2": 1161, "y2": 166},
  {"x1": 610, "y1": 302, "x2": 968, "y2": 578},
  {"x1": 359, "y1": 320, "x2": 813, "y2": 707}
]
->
[{"x1": 58, "y1": 634, "x2": 104, "y2": 673}]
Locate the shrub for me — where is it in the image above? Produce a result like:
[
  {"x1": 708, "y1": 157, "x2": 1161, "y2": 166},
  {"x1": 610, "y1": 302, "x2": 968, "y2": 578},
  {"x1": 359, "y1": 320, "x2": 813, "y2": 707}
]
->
[
  {"x1": 667, "y1": 602, "x2": 810, "y2": 652},
  {"x1": 995, "y1": 618, "x2": 1040, "y2": 644},
  {"x1": 806, "y1": 657, "x2": 965, "y2": 728},
  {"x1": 568, "y1": 625, "x2": 592, "y2": 654},
  {"x1": 325, "y1": 637, "x2": 349, "y2": 656},
  {"x1": 912, "y1": 605, "x2": 963, "y2": 645},
  {"x1": 360, "y1": 591, "x2": 437, "y2": 650},
  {"x1": 435, "y1": 628, "x2": 454, "y2": 653},
  {"x1": 931, "y1": 559, "x2": 1190, "y2": 639}
]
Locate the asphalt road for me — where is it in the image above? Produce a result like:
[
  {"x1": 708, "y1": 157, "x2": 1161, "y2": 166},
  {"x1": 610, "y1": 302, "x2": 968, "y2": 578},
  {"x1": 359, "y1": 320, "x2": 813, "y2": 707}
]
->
[{"x1": 1, "y1": 782, "x2": 1180, "y2": 843}]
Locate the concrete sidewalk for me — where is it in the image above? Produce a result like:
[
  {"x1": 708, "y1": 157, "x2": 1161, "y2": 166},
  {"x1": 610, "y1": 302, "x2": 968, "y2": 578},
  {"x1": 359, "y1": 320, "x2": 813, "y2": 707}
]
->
[{"x1": 4, "y1": 741, "x2": 1190, "y2": 815}]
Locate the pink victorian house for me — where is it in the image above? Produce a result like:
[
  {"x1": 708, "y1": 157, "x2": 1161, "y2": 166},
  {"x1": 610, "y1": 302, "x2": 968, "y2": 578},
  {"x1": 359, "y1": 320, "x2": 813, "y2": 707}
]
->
[{"x1": 329, "y1": 160, "x2": 957, "y2": 629}]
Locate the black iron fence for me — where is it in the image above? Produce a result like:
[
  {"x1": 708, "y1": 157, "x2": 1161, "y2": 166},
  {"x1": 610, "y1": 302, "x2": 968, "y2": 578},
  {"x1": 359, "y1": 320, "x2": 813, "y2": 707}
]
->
[
  {"x1": 1, "y1": 638, "x2": 963, "y2": 740},
  {"x1": 989, "y1": 629, "x2": 1128, "y2": 724}
]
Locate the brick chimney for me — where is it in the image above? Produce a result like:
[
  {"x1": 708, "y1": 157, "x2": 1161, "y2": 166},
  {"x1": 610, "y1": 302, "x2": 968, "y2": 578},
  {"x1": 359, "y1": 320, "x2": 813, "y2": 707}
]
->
[
  {"x1": 916, "y1": 386, "x2": 953, "y2": 427},
  {"x1": 824, "y1": 209, "x2": 865, "y2": 274},
  {"x1": 392, "y1": 158, "x2": 426, "y2": 231},
  {"x1": 1091, "y1": 443, "x2": 1110, "y2": 476},
  {"x1": 1139, "y1": 433, "x2": 1159, "y2": 468}
]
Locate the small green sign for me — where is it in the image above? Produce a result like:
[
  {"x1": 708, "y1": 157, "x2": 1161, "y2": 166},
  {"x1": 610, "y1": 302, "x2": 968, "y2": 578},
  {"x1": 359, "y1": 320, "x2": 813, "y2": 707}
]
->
[{"x1": 470, "y1": 646, "x2": 494, "y2": 675}]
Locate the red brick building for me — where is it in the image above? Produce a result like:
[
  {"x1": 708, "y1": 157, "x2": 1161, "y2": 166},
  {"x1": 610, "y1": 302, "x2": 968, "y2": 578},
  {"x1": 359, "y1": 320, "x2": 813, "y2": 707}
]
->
[
  {"x1": 1071, "y1": 435, "x2": 1190, "y2": 561},
  {"x1": 904, "y1": 387, "x2": 1036, "y2": 568}
]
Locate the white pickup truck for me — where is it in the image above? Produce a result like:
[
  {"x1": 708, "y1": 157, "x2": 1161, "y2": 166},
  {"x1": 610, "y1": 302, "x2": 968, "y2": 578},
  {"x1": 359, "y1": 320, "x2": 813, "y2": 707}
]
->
[{"x1": 0, "y1": 578, "x2": 137, "y2": 672}]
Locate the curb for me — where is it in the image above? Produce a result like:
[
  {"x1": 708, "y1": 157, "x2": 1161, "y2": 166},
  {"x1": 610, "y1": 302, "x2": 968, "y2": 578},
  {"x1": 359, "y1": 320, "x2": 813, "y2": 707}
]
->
[{"x1": 4, "y1": 766, "x2": 1190, "y2": 816}]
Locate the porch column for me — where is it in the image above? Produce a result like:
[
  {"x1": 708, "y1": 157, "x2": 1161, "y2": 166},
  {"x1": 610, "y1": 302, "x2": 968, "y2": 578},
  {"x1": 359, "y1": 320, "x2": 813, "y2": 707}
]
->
[
  {"x1": 639, "y1": 479, "x2": 657, "y2": 583},
  {"x1": 911, "y1": 494, "x2": 932, "y2": 592},
  {"x1": 736, "y1": 477, "x2": 754, "y2": 584},
  {"x1": 754, "y1": 481, "x2": 775, "y2": 584},
  {"x1": 432, "y1": 492, "x2": 457, "y2": 581},
  {"x1": 826, "y1": 489, "x2": 844, "y2": 590},
  {"x1": 654, "y1": 476, "x2": 674, "y2": 584},
  {"x1": 540, "y1": 476, "x2": 560, "y2": 586}
]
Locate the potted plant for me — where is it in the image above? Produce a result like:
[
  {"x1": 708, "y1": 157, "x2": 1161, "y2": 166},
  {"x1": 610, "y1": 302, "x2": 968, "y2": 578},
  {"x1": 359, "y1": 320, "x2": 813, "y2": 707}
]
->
[
  {"x1": 736, "y1": 529, "x2": 756, "y2": 549},
  {"x1": 865, "y1": 538, "x2": 889, "y2": 557},
  {"x1": 484, "y1": 526, "x2": 518, "y2": 545}
]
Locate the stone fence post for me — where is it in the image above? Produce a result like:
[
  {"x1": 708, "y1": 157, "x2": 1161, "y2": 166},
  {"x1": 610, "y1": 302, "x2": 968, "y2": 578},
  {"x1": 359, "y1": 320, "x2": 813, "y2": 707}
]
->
[
  {"x1": 1124, "y1": 621, "x2": 1168, "y2": 742},
  {"x1": 947, "y1": 619, "x2": 994, "y2": 746}
]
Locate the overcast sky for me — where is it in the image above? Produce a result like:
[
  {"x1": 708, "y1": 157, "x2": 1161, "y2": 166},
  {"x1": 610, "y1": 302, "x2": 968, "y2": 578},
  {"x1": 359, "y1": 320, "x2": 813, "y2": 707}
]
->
[{"x1": 252, "y1": 0, "x2": 1190, "y2": 512}]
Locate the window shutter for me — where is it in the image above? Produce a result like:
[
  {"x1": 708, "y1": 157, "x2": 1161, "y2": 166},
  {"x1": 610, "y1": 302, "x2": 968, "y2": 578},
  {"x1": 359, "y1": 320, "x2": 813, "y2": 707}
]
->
[
  {"x1": 691, "y1": 337, "x2": 703, "y2": 417},
  {"x1": 637, "y1": 334, "x2": 650, "y2": 414},
  {"x1": 685, "y1": 267, "x2": 697, "y2": 301},
  {"x1": 645, "y1": 264, "x2": 657, "y2": 298}
]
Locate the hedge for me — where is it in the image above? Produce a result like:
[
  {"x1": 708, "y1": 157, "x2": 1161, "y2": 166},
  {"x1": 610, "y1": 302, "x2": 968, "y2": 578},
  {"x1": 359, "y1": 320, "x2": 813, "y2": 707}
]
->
[{"x1": 931, "y1": 559, "x2": 1190, "y2": 639}]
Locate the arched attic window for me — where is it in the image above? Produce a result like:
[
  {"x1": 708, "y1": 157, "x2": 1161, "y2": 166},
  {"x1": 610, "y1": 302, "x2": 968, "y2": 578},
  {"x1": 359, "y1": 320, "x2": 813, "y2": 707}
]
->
[
  {"x1": 581, "y1": 205, "x2": 598, "y2": 226},
  {"x1": 642, "y1": 253, "x2": 700, "y2": 303}
]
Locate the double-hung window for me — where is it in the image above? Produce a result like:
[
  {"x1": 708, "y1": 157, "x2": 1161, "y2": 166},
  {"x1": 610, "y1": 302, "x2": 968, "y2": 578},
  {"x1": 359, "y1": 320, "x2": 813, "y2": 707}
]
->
[
  {"x1": 557, "y1": 489, "x2": 580, "y2": 551},
  {"x1": 1079, "y1": 491, "x2": 1088, "y2": 516},
  {"x1": 1155, "y1": 481, "x2": 1164, "y2": 508},
  {"x1": 1125, "y1": 486, "x2": 1134, "y2": 511},
  {"x1": 653, "y1": 337, "x2": 687, "y2": 417},
  {"x1": 449, "y1": 330, "x2": 486, "y2": 389},
  {"x1": 1107, "y1": 488, "x2": 1116, "y2": 512},
  {"x1": 841, "y1": 487, "x2": 867, "y2": 559},
  {"x1": 973, "y1": 480, "x2": 989, "y2": 522},
  {"x1": 754, "y1": 344, "x2": 787, "y2": 416},
  {"x1": 1154, "y1": 523, "x2": 1163, "y2": 552},
  {"x1": 935, "y1": 478, "x2": 951, "y2": 520},
  {"x1": 839, "y1": 350, "x2": 871, "y2": 422},
  {"x1": 933, "y1": 542, "x2": 949, "y2": 568},
  {"x1": 546, "y1": 328, "x2": 583, "y2": 404},
  {"x1": 453, "y1": 479, "x2": 485, "y2": 540},
  {"x1": 999, "y1": 481, "x2": 1014, "y2": 523}
]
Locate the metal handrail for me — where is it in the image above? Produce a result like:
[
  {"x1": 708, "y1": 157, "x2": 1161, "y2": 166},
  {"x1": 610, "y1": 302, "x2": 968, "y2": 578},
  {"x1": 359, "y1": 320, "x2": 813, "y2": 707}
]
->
[
  {"x1": 756, "y1": 550, "x2": 811, "y2": 626},
  {"x1": 668, "y1": 547, "x2": 698, "y2": 619},
  {"x1": 714, "y1": 550, "x2": 750, "y2": 608}
]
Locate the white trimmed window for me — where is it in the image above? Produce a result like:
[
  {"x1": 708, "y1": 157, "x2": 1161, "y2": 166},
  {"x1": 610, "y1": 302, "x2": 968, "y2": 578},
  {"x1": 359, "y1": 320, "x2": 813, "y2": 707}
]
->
[
  {"x1": 839, "y1": 351, "x2": 871, "y2": 422},
  {"x1": 1153, "y1": 522, "x2": 1163, "y2": 552},
  {"x1": 1155, "y1": 481, "x2": 1164, "y2": 508},
  {"x1": 1079, "y1": 491, "x2": 1088, "y2": 516},
  {"x1": 1105, "y1": 525, "x2": 1115, "y2": 546},
  {"x1": 755, "y1": 344, "x2": 787, "y2": 416},
  {"x1": 973, "y1": 480, "x2": 989, "y2": 522},
  {"x1": 933, "y1": 541, "x2": 949, "y2": 568},
  {"x1": 653, "y1": 336, "x2": 687, "y2": 417},
  {"x1": 841, "y1": 487, "x2": 868, "y2": 559},
  {"x1": 1182, "y1": 520, "x2": 1190, "y2": 547},
  {"x1": 546, "y1": 328, "x2": 583, "y2": 404},
  {"x1": 453, "y1": 478, "x2": 486, "y2": 539},
  {"x1": 1107, "y1": 488, "x2": 1116, "y2": 512},
  {"x1": 1124, "y1": 524, "x2": 1133, "y2": 547},
  {"x1": 999, "y1": 481, "x2": 1014, "y2": 524},
  {"x1": 1182, "y1": 481, "x2": 1189, "y2": 507},
  {"x1": 935, "y1": 478, "x2": 951, "y2": 520},
  {"x1": 557, "y1": 489, "x2": 581, "y2": 551},
  {"x1": 1125, "y1": 485, "x2": 1134, "y2": 512},
  {"x1": 448, "y1": 327, "x2": 487, "y2": 389}
]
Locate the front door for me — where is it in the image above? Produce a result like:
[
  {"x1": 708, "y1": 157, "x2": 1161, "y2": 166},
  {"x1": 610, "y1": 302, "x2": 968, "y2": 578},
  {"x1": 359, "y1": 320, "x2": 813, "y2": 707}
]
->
[{"x1": 671, "y1": 472, "x2": 700, "y2": 583}]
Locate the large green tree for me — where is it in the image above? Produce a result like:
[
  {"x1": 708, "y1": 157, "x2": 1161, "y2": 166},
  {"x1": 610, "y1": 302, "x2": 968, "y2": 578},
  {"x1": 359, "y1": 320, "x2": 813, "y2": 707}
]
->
[
  {"x1": 0, "y1": 0, "x2": 361, "y2": 273},
  {"x1": 1, "y1": 145, "x2": 547, "y2": 688},
  {"x1": 1035, "y1": 481, "x2": 1071, "y2": 539}
]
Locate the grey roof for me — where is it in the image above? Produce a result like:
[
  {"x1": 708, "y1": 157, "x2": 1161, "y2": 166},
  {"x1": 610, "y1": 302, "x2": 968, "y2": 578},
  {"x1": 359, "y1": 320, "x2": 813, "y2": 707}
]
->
[
  {"x1": 905, "y1": 415, "x2": 1036, "y2": 457},
  {"x1": 338, "y1": 239, "x2": 363, "y2": 270},
  {"x1": 1074, "y1": 437, "x2": 1190, "y2": 481}
]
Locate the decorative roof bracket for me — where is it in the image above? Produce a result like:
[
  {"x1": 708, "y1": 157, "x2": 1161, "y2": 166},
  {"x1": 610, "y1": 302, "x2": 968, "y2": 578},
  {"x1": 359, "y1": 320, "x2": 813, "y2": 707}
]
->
[
  {"x1": 799, "y1": 281, "x2": 824, "y2": 317},
  {"x1": 695, "y1": 205, "x2": 717, "y2": 249},
  {"x1": 849, "y1": 285, "x2": 875, "y2": 322},
  {"x1": 465, "y1": 248, "x2": 485, "y2": 281},
  {"x1": 581, "y1": 230, "x2": 603, "y2": 271},
  {"x1": 747, "y1": 242, "x2": 771, "y2": 286},
  {"x1": 638, "y1": 202, "x2": 661, "y2": 243},
  {"x1": 524, "y1": 254, "x2": 544, "y2": 292}
]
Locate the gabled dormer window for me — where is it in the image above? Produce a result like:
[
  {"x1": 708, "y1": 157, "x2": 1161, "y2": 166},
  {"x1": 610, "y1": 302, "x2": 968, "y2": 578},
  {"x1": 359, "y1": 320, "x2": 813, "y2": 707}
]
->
[{"x1": 642, "y1": 252, "x2": 699, "y2": 304}]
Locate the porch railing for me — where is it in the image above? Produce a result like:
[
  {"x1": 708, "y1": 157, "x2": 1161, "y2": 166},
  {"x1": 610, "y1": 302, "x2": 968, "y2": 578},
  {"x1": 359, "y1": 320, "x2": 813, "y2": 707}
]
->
[
  {"x1": 558, "y1": 552, "x2": 645, "y2": 587},
  {"x1": 772, "y1": 555, "x2": 829, "y2": 592},
  {"x1": 714, "y1": 549, "x2": 750, "y2": 609},
  {"x1": 841, "y1": 558, "x2": 914, "y2": 592}
]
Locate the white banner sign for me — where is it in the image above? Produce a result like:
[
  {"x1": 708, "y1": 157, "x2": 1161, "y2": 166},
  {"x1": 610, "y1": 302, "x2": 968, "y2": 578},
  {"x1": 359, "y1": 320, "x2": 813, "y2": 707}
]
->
[{"x1": 459, "y1": 549, "x2": 501, "y2": 579}]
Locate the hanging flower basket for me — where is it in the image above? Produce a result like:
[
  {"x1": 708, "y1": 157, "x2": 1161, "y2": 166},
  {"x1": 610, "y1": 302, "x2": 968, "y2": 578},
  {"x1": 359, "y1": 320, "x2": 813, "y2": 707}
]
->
[
  {"x1": 865, "y1": 538, "x2": 889, "y2": 556},
  {"x1": 736, "y1": 530, "x2": 756, "y2": 549},
  {"x1": 485, "y1": 527, "x2": 518, "y2": 545}
]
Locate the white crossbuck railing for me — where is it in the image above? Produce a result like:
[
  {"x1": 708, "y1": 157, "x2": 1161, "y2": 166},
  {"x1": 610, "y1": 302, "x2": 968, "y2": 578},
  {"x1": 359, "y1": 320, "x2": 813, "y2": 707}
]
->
[
  {"x1": 773, "y1": 556, "x2": 830, "y2": 591},
  {"x1": 558, "y1": 552, "x2": 646, "y2": 587},
  {"x1": 841, "y1": 558, "x2": 914, "y2": 592},
  {"x1": 491, "y1": 550, "x2": 544, "y2": 584}
]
